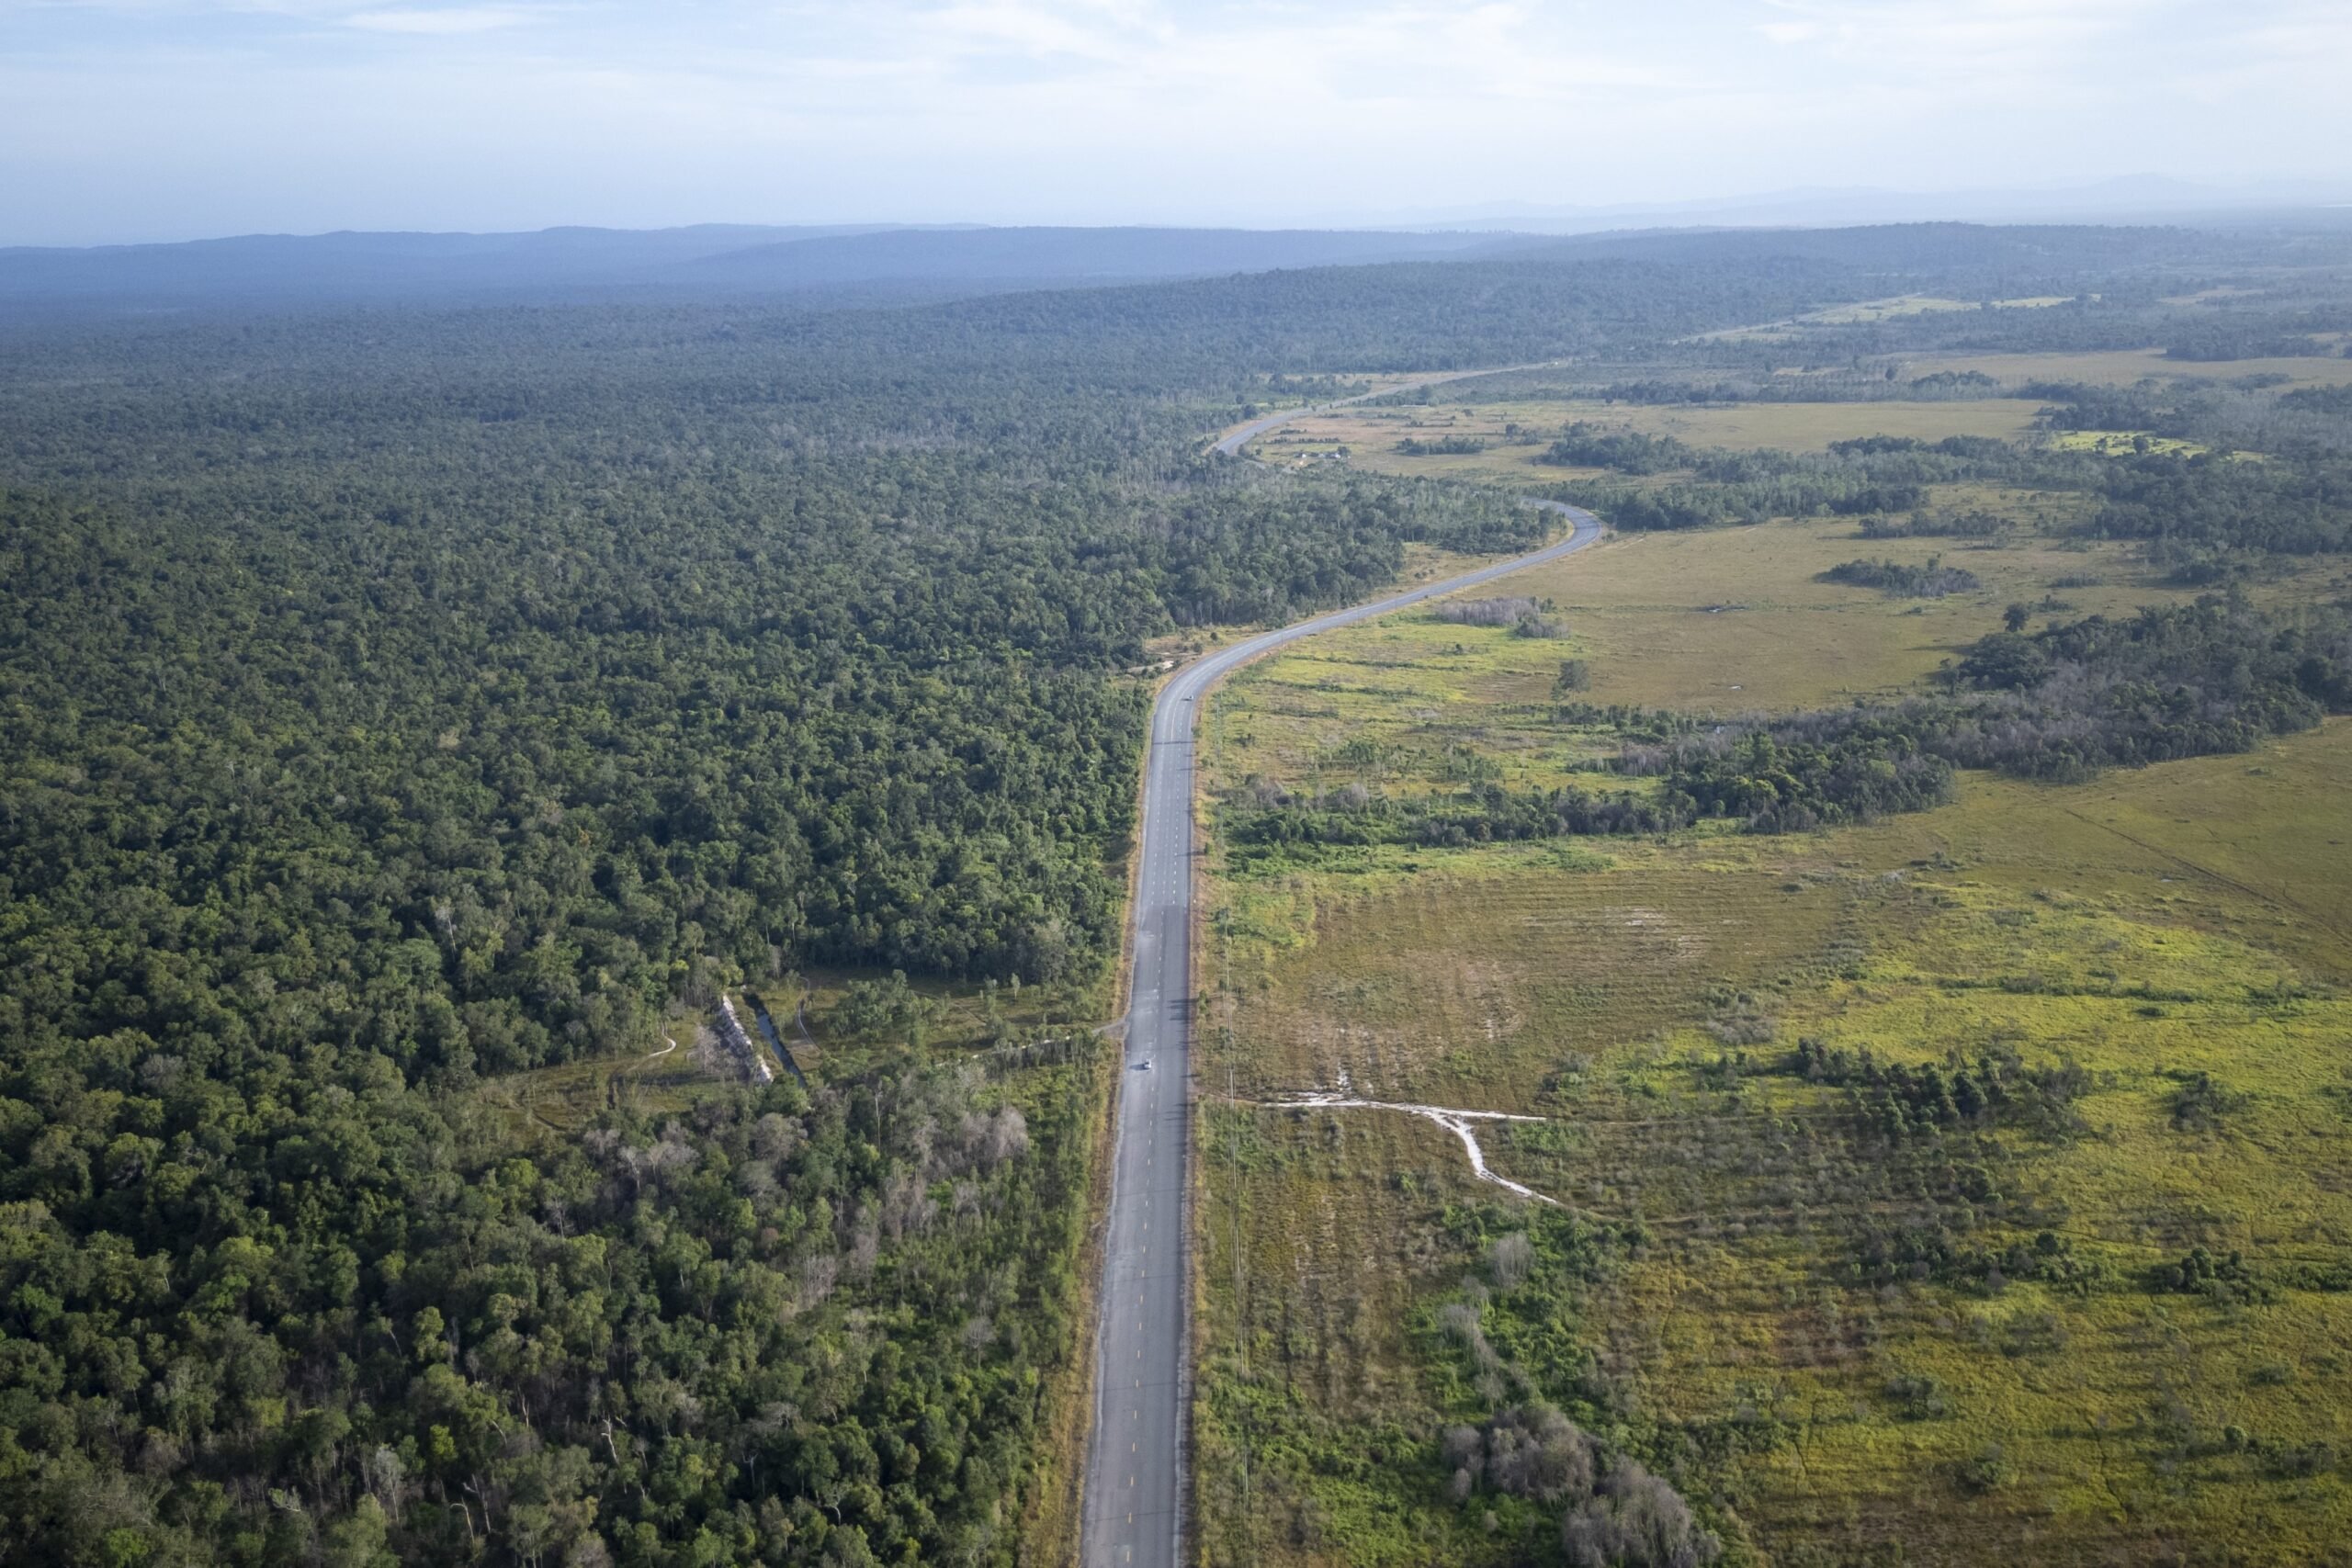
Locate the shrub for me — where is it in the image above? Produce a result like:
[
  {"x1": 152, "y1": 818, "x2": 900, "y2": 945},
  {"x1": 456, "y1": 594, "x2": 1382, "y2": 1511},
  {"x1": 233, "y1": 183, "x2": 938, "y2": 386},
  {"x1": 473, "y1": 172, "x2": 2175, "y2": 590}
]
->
[
  {"x1": 1485, "y1": 1406, "x2": 1597, "y2": 1504},
  {"x1": 1561, "y1": 1458, "x2": 1724, "y2": 1567},
  {"x1": 2267, "y1": 1440, "x2": 2339, "y2": 1479},
  {"x1": 1544, "y1": 422, "x2": 1695, "y2": 475},
  {"x1": 2154, "y1": 1246, "x2": 2264, "y2": 1300},
  {"x1": 1886, "y1": 1371, "x2": 1950, "y2": 1420},
  {"x1": 1957, "y1": 1443, "x2": 2011, "y2": 1494},
  {"x1": 1489, "y1": 1232, "x2": 1535, "y2": 1291},
  {"x1": 1436, "y1": 595, "x2": 1565, "y2": 637},
  {"x1": 2169, "y1": 1070, "x2": 2242, "y2": 1132}
]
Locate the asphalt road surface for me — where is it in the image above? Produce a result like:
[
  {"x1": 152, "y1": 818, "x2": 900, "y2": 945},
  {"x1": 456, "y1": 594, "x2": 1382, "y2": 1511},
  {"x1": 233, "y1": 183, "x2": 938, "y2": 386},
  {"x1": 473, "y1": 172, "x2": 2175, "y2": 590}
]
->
[{"x1": 1080, "y1": 483, "x2": 1604, "y2": 1568}]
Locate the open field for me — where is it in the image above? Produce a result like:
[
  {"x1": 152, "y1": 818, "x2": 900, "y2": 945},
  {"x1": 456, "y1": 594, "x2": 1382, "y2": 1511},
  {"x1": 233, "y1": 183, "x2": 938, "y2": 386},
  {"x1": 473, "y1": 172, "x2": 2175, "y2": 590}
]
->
[
  {"x1": 2046, "y1": 429, "x2": 2213, "y2": 457},
  {"x1": 1251, "y1": 399, "x2": 2048, "y2": 481},
  {"x1": 1905, "y1": 347, "x2": 2352, "y2": 391},
  {"x1": 1192, "y1": 462, "x2": 2352, "y2": 1564},
  {"x1": 1194, "y1": 506, "x2": 2256, "y2": 803},
  {"x1": 476, "y1": 962, "x2": 1113, "y2": 1141},
  {"x1": 1236, "y1": 352, "x2": 2352, "y2": 494},
  {"x1": 1801, "y1": 294, "x2": 2076, "y2": 324},
  {"x1": 1699, "y1": 295, "x2": 2080, "y2": 337},
  {"x1": 1196, "y1": 704, "x2": 2352, "y2": 1566}
]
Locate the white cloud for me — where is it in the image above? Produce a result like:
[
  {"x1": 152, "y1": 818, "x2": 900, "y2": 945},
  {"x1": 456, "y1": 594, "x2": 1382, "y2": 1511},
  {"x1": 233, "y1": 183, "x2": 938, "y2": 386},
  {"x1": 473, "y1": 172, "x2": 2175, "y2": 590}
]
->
[{"x1": 0, "y1": 0, "x2": 2344, "y2": 243}]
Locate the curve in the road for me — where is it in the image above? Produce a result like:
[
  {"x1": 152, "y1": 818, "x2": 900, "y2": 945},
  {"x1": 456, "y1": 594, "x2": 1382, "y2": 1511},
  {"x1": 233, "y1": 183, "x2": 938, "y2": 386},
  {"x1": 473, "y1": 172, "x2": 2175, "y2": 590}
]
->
[{"x1": 1080, "y1": 464, "x2": 1604, "y2": 1566}]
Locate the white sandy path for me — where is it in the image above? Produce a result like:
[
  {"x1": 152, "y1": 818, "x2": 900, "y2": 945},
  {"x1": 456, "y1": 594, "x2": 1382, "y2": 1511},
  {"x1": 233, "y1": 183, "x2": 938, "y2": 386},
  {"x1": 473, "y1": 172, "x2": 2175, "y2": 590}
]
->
[{"x1": 1261, "y1": 1091, "x2": 1562, "y2": 1206}]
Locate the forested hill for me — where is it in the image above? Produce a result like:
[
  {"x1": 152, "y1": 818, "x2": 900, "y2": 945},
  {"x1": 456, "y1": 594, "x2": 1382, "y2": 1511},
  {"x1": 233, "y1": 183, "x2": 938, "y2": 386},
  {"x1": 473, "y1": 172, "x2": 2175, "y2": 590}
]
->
[{"x1": 0, "y1": 224, "x2": 1530, "y2": 314}]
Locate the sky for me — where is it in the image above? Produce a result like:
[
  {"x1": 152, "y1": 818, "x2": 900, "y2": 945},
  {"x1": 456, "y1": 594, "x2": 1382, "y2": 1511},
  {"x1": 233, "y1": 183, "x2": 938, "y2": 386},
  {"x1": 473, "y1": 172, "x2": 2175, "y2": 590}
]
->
[{"x1": 2, "y1": 0, "x2": 2347, "y2": 246}]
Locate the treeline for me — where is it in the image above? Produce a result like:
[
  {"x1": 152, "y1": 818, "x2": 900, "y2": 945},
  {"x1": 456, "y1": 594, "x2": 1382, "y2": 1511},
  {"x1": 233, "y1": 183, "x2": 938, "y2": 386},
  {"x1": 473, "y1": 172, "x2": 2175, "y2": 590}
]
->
[
  {"x1": 1237, "y1": 598, "x2": 2352, "y2": 852},
  {"x1": 1630, "y1": 598, "x2": 2352, "y2": 829},
  {"x1": 1858, "y1": 508, "x2": 2015, "y2": 539},
  {"x1": 1542, "y1": 423, "x2": 1695, "y2": 475},
  {"x1": 1222, "y1": 778, "x2": 1681, "y2": 855},
  {"x1": 1646, "y1": 727, "x2": 1958, "y2": 832},
  {"x1": 2085, "y1": 452, "x2": 2352, "y2": 560},
  {"x1": 1790, "y1": 1037, "x2": 2091, "y2": 1145},
  {"x1": 1543, "y1": 433, "x2": 1995, "y2": 530},
  {"x1": 1546, "y1": 389, "x2": 2352, "y2": 576},
  {"x1": 2163, "y1": 322, "x2": 2346, "y2": 361},
  {"x1": 2023, "y1": 379, "x2": 2352, "y2": 561}
]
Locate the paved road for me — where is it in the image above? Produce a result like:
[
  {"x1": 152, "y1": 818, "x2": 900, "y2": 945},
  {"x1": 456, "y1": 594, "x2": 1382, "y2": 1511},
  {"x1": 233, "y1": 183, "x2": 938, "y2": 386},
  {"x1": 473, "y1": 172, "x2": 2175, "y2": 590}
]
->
[{"x1": 1080, "y1": 480, "x2": 1604, "y2": 1568}]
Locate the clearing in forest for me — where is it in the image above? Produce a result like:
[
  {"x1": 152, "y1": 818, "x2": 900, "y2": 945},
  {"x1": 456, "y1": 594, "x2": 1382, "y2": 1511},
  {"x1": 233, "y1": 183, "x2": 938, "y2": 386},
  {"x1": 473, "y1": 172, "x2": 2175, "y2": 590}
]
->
[{"x1": 1190, "y1": 466, "x2": 2352, "y2": 1566}]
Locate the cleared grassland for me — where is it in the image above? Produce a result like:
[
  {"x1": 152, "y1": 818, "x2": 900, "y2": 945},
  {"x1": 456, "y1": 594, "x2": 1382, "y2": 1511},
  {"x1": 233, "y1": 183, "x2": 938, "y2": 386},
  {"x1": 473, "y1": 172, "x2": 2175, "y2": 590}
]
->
[
  {"x1": 1238, "y1": 352, "x2": 2352, "y2": 486},
  {"x1": 1805, "y1": 295, "x2": 2075, "y2": 323},
  {"x1": 1193, "y1": 496, "x2": 2352, "y2": 1563},
  {"x1": 1197, "y1": 718, "x2": 2352, "y2": 1567},
  {"x1": 2047, "y1": 429, "x2": 2211, "y2": 457},
  {"x1": 1697, "y1": 295, "x2": 2079, "y2": 337},
  {"x1": 1908, "y1": 348, "x2": 2352, "y2": 391},
  {"x1": 1196, "y1": 508, "x2": 2226, "y2": 805},
  {"x1": 1252, "y1": 399, "x2": 2046, "y2": 481}
]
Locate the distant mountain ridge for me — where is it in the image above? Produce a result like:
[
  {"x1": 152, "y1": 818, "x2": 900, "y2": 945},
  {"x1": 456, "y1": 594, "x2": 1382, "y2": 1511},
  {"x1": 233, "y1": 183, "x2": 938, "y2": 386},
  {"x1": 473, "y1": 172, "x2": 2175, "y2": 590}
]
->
[
  {"x1": 680, "y1": 224, "x2": 1523, "y2": 285},
  {"x1": 0, "y1": 222, "x2": 1532, "y2": 314},
  {"x1": 0, "y1": 223, "x2": 888, "y2": 306},
  {"x1": 11, "y1": 208, "x2": 2351, "y2": 320},
  {"x1": 1356, "y1": 175, "x2": 2352, "y2": 233}
]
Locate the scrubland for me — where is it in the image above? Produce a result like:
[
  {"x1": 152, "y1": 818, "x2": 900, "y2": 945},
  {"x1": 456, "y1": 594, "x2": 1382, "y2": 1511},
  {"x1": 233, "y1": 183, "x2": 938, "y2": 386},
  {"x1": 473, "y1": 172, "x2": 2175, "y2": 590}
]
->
[{"x1": 1193, "y1": 429, "x2": 2352, "y2": 1564}]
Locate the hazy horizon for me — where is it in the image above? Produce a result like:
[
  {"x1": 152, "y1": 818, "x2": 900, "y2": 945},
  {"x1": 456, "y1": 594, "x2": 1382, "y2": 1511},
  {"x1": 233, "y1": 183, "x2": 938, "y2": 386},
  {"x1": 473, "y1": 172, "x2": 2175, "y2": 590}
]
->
[
  {"x1": 10, "y1": 173, "x2": 2352, "y2": 254},
  {"x1": 4, "y1": 1, "x2": 2348, "y2": 248}
]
